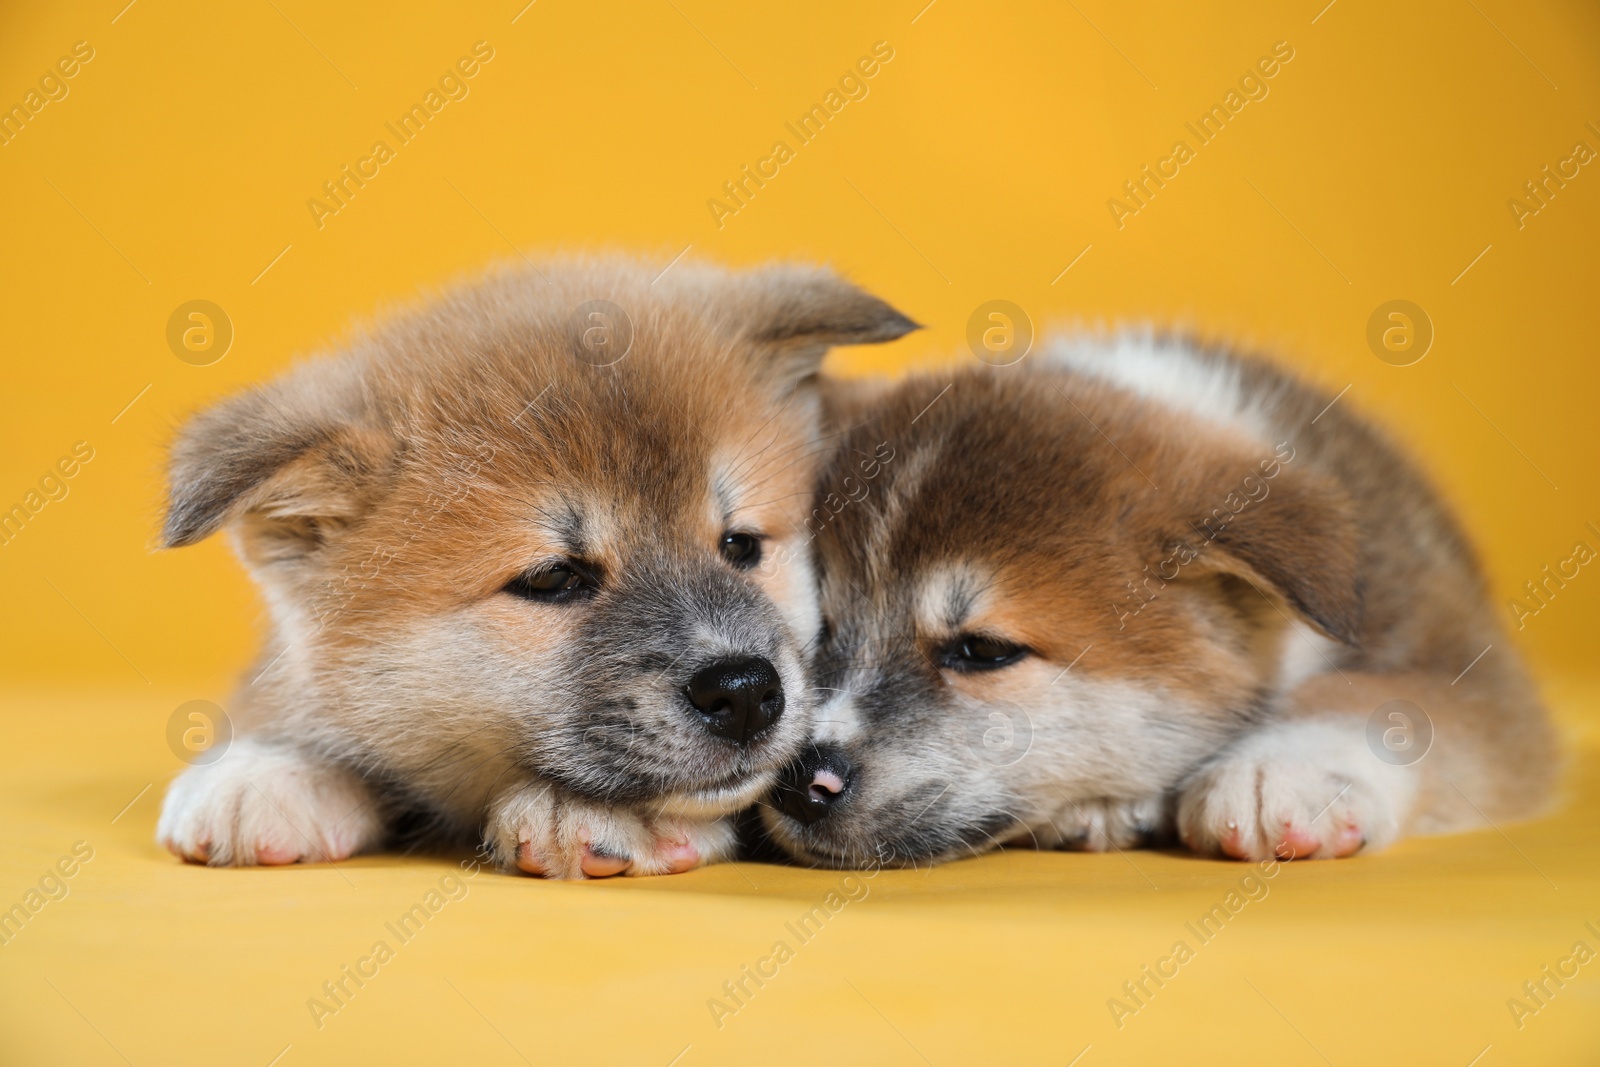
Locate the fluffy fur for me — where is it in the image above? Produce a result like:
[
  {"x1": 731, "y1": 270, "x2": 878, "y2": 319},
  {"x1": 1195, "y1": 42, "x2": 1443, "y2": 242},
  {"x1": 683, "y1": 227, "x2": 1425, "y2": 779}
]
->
[
  {"x1": 762, "y1": 335, "x2": 1557, "y2": 867},
  {"x1": 154, "y1": 256, "x2": 916, "y2": 878}
]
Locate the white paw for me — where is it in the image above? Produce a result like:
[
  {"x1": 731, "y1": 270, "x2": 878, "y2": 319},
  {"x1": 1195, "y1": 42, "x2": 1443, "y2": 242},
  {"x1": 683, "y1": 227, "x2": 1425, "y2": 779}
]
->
[
  {"x1": 486, "y1": 782, "x2": 738, "y2": 880},
  {"x1": 156, "y1": 737, "x2": 382, "y2": 866},
  {"x1": 1025, "y1": 795, "x2": 1167, "y2": 852},
  {"x1": 1177, "y1": 720, "x2": 1416, "y2": 861}
]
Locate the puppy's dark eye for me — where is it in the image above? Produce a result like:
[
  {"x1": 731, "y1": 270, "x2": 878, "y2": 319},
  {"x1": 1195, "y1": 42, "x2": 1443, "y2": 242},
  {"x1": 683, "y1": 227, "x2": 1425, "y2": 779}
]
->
[
  {"x1": 719, "y1": 532, "x2": 762, "y2": 569},
  {"x1": 940, "y1": 634, "x2": 1029, "y2": 672},
  {"x1": 503, "y1": 561, "x2": 596, "y2": 603}
]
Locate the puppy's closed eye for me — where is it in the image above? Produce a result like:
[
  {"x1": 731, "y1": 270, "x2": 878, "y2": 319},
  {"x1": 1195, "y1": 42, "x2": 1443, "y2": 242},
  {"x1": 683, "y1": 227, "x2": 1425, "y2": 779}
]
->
[
  {"x1": 938, "y1": 634, "x2": 1029, "y2": 672},
  {"x1": 504, "y1": 560, "x2": 599, "y2": 604}
]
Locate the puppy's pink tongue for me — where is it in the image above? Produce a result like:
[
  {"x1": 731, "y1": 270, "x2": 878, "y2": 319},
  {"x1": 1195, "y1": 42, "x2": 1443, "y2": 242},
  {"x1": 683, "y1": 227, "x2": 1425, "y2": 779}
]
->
[{"x1": 809, "y1": 769, "x2": 845, "y2": 801}]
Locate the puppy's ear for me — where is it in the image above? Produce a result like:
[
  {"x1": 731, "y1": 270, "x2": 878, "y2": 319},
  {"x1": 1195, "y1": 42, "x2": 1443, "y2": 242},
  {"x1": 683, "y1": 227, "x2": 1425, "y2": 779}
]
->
[
  {"x1": 738, "y1": 266, "x2": 919, "y2": 388},
  {"x1": 163, "y1": 363, "x2": 392, "y2": 562},
  {"x1": 1175, "y1": 460, "x2": 1363, "y2": 646}
]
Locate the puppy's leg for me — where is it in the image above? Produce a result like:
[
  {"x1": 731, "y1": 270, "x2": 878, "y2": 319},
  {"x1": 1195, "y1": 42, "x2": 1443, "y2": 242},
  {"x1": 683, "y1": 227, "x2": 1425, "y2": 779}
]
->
[
  {"x1": 486, "y1": 781, "x2": 738, "y2": 880},
  {"x1": 1024, "y1": 796, "x2": 1168, "y2": 852},
  {"x1": 157, "y1": 736, "x2": 383, "y2": 866},
  {"x1": 1177, "y1": 670, "x2": 1556, "y2": 861},
  {"x1": 1177, "y1": 713, "x2": 1408, "y2": 861}
]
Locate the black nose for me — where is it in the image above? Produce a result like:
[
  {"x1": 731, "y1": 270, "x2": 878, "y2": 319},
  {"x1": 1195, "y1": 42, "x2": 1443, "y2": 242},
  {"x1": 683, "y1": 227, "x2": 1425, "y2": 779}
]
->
[
  {"x1": 683, "y1": 657, "x2": 784, "y2": 743},
  {"x1": 775, "y1": 746, "x2": 854, "y2": 825}
]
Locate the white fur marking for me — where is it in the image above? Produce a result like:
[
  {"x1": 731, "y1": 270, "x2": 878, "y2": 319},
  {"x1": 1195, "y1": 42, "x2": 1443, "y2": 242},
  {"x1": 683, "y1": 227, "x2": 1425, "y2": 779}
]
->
[{"x1": 1043, "y1": 335, "x2": 1278, "y2": 445}]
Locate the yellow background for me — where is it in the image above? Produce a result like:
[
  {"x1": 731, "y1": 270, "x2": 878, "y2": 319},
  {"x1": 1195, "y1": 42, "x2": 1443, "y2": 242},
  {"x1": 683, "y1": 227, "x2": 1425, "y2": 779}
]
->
[{"x1": 2, "y1": 1, "x2": 1597, "y2": 1064}]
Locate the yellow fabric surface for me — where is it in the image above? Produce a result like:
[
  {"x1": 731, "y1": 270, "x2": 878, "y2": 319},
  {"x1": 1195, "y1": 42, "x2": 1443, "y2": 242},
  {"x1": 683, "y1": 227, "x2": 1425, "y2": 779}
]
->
[
  {"x1": 3, "y1": 0, "x2": 1599, "y2": 1063},
  {"x1": 3, "y1": 686, "x2": 1599, "y2": 1065}
]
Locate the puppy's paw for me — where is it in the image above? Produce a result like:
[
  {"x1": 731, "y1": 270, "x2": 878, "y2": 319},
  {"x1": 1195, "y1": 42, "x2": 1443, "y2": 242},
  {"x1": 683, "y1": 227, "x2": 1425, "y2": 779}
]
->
[
  {"x1": 157, "y1": 738, "x2": 382, "y2": 866},
  {"x1": 1022, "y1": 795, "x2": 1167, "y2": 852},
  {"x1": 1177, "y1": 720, "x2": 1414, "y2": 861},
  {"x1": 486, "y1": 783, "x2": 737, "y2": 880}
]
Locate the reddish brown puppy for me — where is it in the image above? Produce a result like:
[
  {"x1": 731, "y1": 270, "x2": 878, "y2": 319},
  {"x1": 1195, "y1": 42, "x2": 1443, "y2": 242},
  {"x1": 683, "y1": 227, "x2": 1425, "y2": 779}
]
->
[{"x1": 155, "y1": 257, "x2": 916, "y2": 878}]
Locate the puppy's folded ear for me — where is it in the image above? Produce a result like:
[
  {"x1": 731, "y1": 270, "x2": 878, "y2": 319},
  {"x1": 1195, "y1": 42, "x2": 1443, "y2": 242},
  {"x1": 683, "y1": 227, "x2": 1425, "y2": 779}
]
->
[
  {"x1": 737, "y1": 266, "x2": 919, "y2": 389},
  {"x1": 162, "y1": 363, "x2": 392, "y2": 562},
  {"x1": 1174, "y1": 461, "x2": 1363, "y2": 646}
]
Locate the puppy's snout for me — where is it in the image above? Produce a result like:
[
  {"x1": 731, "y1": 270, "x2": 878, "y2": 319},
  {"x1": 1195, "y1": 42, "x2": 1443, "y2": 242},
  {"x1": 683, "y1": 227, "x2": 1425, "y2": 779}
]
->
[
  {"x1": 775, "y1": 746, "x2": 854, "y2": 825},
  {"x1": 683, "y1": 657, "x2": 783, "y2": 744}
]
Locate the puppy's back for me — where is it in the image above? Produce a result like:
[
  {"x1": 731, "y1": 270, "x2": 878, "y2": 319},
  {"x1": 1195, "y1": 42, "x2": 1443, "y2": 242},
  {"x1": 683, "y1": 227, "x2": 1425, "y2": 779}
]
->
[
  {"x1": 1044, "y1": 335, "x2": 1559, "y2": 825},
  {"x1": 1045, "y1": 335, "x2": 1500, "y2": 678}
]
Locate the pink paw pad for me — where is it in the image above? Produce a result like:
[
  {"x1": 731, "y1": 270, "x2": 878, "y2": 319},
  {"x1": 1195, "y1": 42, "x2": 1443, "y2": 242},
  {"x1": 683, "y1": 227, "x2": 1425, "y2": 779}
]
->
[
  {"x1": 1218, "y1": 822, "x2": 1250, "y2": 860},
  {"x1": 1329, "y1": 821, "x2": 1364, "y2": 858},
  {"x1": 515, "y1": 840, "x2": 549, "y2": 877},
  {"x1": 579, "y1": 847, "x2": 630, "y2": 878},
  {"x1": 173, "y1": 840, "x2": 210, "y2": 864},
  {"x1": 1274, "y1": 824, "x2": 1321, "y2": 860},
  {"x1": 658, "y1": 837, "x2": 700, "y2": 874},
  {"x1": 255, "y1": 843, "x2": 302, "y2": 866}
]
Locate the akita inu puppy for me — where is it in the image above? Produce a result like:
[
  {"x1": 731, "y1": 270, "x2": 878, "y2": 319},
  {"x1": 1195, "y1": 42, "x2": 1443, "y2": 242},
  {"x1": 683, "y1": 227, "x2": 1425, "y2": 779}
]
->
[
  {"x1": 764, "y1": 337, "x2": 1557, "y2": 867},
  {"x1": 154, "y1": 258, "x2": 915, "y2": 878}
]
